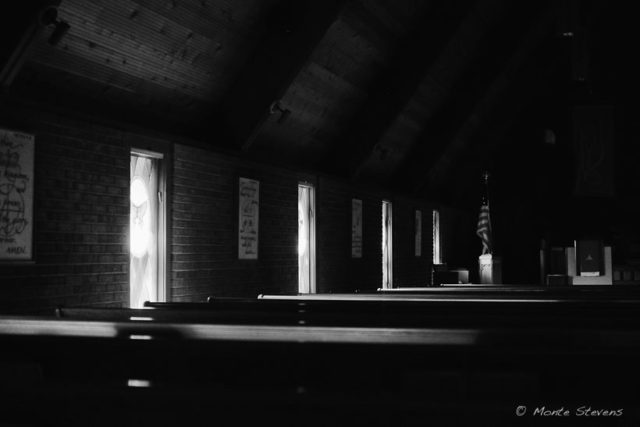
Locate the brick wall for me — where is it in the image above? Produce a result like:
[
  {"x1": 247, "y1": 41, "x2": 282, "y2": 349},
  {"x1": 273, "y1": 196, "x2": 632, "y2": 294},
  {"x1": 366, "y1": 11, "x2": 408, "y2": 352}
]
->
[
  {"x1": 172, "y1": 147, "x2": 443, "y2": 299},
  {"x1": 0, "y1": 111, "x2": 129, "y2": 312},
  {"x1": 393, "y1": 197, "x2": 434, "y2": 287},
  {"x1": 171, "y1": 144, "x2": 317, "y2": 300},
  {"x1": 1, "y1": 106, "x2": 465, "y2": 310},
  {"x1": 439, "y1": 205, "x2": 476, "y2": 280},
  {"x1": 316, "y1": 178, "x2": 437, "y2": 292}
]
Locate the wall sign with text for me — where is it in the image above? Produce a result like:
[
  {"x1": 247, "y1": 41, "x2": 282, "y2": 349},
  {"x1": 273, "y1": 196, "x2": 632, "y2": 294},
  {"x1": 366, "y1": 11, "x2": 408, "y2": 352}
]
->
[
  {"x1": 351, "y1": 198, "x2": 362, "y2": 258},
  {"x1": 238, "y1": 177, "x2": 259, "y2": 259},
  {"x1": 415, "y1": 210, "x2": 422, "y2": 257},
  {"x1": 0, "y1": 129, "x2": 34, "y2": 261}
]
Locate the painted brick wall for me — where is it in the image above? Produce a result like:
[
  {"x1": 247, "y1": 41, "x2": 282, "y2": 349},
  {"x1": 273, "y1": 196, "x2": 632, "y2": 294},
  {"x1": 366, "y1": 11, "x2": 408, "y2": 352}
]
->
[
  {"x1": 439, "y1": 205, "x2": 476, "y2": 279},
  {"x1": 393, "y1": 197, "x2": 434, "y2": 287},
  {"x1": 316, "y1": 177, "x2": 436, "y2": 292},
  {"x1": 171, "y1": 144, "x2": 314, "y2": 300},
  {"x1": 1, "y1": 107, "x2": 465, "y2": 310},
  {"x1": 173, "y1": 148, "x2": 441, "y2": 299},
  {"x1": 0, "y1": 111, "x2": 129, "y2": 312}
]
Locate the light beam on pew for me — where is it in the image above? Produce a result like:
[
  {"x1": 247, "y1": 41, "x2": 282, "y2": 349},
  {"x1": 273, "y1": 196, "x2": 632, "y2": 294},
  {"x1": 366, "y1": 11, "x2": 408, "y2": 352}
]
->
[
  {"x1": 258, "y1": 293, "x2": 640, "y2": 304},
  {"x1": 0, "y1": 317, "x2": 478, "y2": 346},
  {"x1": 259, "y1": 294, "x2": 567, "y2": 303},
  {"x1": 127, "y1": 379, "x2": 152, "y2": 388},
  {"x1": 0, "y1": 318, "x2": 118, "y2": 337},
  {"x1": 129, "y1": 334, "x2": 154, "y2": 340},
  {"x1": 129, "y1": 316, "x2": 154, "y2": 322}
]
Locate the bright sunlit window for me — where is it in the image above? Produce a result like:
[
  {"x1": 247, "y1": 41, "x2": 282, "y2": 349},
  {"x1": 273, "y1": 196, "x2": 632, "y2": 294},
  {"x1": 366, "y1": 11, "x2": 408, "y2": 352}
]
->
[
  {"x1": 433, "y1": 209, "x2": 441, "y2": 264},
  {"x1": 382, "y1": 200, "x2": 393, "y2": 289},
  {"x1": 130, "y1": 150, "x2": 165, "y2": 309},
  {"x1": 130, "y1": 177, "x2": 151, "y2": 258},
  {"x1": 298, "y1": 183, "x2": 316, "y2": 294}
]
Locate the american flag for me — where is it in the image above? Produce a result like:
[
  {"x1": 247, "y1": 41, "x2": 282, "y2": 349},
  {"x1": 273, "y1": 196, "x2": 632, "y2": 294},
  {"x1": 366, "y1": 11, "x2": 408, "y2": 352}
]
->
[{"x1": 477, "y1": 202, "x2": 492, "y2": 255}]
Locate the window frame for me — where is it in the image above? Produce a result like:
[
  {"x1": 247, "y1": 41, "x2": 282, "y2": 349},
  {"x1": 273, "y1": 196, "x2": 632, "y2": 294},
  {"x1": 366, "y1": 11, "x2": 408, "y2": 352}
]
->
[
  {"x1": 130, "y1": 147, "x2": 168, "y2": 305},
  {"x1": 298, "y1": 182, "x2": 316, "y2": 294},
  {"x1": 382, "y1": 200, "x2": 393, "y2": 289}
]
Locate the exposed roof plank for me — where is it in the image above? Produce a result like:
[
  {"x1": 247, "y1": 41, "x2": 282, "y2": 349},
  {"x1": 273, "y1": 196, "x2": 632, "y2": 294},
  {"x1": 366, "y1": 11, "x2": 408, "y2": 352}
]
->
[
  {"x1": 30, "y1": 32, "x2": 210, "y2": 99},
  {"x1": 60, "y1": 0, "x2": 223, "y2": 86},
  {"x1": 128, "y1": 0, "x2": 271, "y2": 40}
]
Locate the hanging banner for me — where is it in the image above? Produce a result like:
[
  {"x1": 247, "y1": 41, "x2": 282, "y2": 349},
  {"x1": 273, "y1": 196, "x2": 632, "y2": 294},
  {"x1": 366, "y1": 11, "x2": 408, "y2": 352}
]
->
[
  {"x1": 351, "y1": 198, "x2": 362, "y2": 258},
  {"x1": 238, "y1": 177, "x2": 259, "y2": 259},
  {"x1": 0, "y1": 129, "x2": 34, "y2": 261},
  {"x1": 415, "y1": 210, "x2": 422, "y2": 257}
]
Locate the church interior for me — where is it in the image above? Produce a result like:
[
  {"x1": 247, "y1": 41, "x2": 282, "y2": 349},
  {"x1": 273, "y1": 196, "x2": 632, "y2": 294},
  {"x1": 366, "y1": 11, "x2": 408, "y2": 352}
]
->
[{"x1": 1, "y1": 0, "x2": 639, "y2": 424}]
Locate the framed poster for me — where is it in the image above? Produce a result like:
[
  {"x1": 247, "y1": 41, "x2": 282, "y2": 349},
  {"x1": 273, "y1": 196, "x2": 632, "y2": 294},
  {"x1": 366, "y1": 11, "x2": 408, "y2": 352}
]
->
[
  {"x1": 351, "y1": 198, "x2": 362, "y2": 258},
  {"x1": 238, "y1": 177, "x2": 259, "y2": 259},
  {"x1": 415, "y1": 209, "x2": 422, "y2": 257},
  {"x1": 0, "y1": 129, "x2": 34, "y2": 262}
]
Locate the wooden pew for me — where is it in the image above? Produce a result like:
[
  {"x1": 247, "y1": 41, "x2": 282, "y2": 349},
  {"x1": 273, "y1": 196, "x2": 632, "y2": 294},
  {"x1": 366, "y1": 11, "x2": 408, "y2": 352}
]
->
[
  {"x1": 144, "y1": 294, "x2": 640, "y2": 329},
  {"x1": 385, "y1": 285, "x2": 640, "y2": 300},
  {"x1": 11, "y1": 287, "x2": 637, "y2": 424},
  {"x1": 1, "y1": 312, "x2": 640, "y2": 425}
]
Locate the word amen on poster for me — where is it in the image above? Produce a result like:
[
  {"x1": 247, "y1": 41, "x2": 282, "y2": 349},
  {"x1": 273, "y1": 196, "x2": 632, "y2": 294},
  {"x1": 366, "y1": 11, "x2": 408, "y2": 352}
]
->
[
  {"x1": 238, "y1": 177, "x2": 259, "y2": 259},
  {"x1": 0, "y1": 129, "x2": 34, "y2": 261}
]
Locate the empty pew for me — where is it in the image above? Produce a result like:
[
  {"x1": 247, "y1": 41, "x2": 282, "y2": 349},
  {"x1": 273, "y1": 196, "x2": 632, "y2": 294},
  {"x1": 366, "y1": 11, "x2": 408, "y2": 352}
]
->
[
  {"x1": 2, "y1": 310, "x2": 640, "y2": 426},
  {"x1": 55, "y1": 306, "x2": 306, "y2": 326},
  {"x1": 6, "y1": 286, "x2": 639, "y2": 425},
  {"x1": 145, "y1": 294, "x2": 640, "y2": 329}
]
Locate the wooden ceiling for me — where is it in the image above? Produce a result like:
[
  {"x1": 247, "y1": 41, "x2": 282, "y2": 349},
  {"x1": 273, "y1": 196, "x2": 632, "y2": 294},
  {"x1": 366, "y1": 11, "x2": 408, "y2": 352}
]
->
[{"x1": 1, "y1": 0, "x2": 622, "y2": 208}]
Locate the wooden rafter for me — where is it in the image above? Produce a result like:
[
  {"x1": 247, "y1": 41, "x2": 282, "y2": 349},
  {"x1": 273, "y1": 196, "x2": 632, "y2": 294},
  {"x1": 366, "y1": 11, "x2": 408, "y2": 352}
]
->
[
  {"x1": 344, "y1": 0, "x2": 509, "y2": 181},
  {"x1": 414, "y1": 6, "x2": 557, "y2": 195},
  {"x1": 1, "y1": 2, "x2": 61, "y2": 90},
  {"x1": 223, "y1": 0, "x2": 345, "y2": 152}
]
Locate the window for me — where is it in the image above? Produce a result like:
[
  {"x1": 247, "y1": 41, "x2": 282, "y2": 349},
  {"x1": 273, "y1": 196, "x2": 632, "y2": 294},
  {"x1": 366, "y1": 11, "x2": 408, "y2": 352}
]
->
[
  {"x1": 433, "y1": 209, "x2": 441, "y2": 264},
  {"x1": 130, "y1": 150, "x2": 166, "y2": 308},
  {"x1": 298, "y1": 183, "x2": 315, "y2": 294},
  {"x1": 382, "y1": 200, "x2": 393, "y2": 289}
]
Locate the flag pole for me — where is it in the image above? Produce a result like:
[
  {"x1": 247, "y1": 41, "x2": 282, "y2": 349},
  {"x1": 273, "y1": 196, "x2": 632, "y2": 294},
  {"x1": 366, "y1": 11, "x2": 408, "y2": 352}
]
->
[
  {"x1": 483, "y1": 171, "x2": 490, "y2": 208},
  {"x1": 477, "y1": 171, "x2": 492, "y2": 256},
  {"x1": 478, "y1": 170, "x2": 500, "y2": 283}
]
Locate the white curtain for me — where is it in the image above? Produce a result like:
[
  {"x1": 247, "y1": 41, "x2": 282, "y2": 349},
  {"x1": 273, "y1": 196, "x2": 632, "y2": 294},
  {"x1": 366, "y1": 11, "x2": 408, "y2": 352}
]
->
[
  {"x1": 130, "y1": 155, "x2": 158, "y2": 308},
  {"x1": 382, "y1": 201, "x2": 393, "y2": 289},
  {"x1": 298, "y1": 186, "x2": 310, "y2": 293}
]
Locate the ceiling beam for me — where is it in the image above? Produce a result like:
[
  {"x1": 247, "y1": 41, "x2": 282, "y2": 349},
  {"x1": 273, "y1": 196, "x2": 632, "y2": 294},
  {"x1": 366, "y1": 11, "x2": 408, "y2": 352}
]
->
[
  {"x1": 0, "y1": 1, "x2": 61, "y2": 90},
  {"x1": 413, "y1": 6, "x2": 557, "y2": 195},
  {"x1": 390, "y1": 2, "x2": 541, "y2": 193},
  {"x1": 343, "y1": 0, "x2": 508, "y2": 181},
  {"x1": 223, "y1": 0, "x2": 345, "y2": 152},
  {"x1": 447, "y1": 58, "x2": 561, "y2": 205}
]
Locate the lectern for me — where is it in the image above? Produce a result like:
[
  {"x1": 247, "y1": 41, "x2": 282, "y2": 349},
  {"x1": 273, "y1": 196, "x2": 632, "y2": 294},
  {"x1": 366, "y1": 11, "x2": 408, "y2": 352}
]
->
[
  {"x1": 566, "y1": 241, "x2": 612, "y2": 285},
  {"x1": 479, "y1": 254, "x2": 502, "y2": 284}
]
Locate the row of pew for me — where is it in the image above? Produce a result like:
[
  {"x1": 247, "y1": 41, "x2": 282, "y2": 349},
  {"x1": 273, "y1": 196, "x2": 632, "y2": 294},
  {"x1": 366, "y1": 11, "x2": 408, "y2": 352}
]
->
[{"x1": 1, "y1": 285, "x2": 640, "y2": 425}]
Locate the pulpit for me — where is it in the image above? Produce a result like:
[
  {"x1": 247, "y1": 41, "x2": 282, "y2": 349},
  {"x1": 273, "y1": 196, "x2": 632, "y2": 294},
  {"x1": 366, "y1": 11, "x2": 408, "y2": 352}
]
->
[{"x1": 478, "y1": 254, "x2": 502, "y2": 284}]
